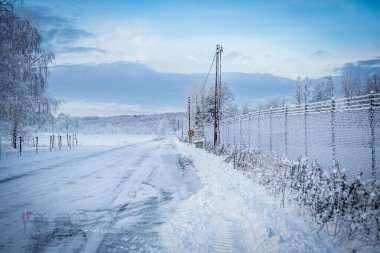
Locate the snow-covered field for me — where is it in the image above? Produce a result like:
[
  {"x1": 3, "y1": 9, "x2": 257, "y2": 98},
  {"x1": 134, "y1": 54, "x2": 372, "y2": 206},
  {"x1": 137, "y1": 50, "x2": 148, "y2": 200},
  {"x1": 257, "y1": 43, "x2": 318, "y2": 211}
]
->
[{"x1": 0, "y1": 134, "x2": 349, "y2": 252}]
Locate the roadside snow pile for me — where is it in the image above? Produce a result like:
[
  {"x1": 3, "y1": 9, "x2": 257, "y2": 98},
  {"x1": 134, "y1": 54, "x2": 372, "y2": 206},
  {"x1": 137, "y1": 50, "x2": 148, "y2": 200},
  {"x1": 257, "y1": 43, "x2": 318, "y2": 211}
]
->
[
  {"x1": 160, "y1": 139, "x2": 342, "y2": 253},
  {"x1": 206, "y1": 143, "x2": 380, "y2": 253}
]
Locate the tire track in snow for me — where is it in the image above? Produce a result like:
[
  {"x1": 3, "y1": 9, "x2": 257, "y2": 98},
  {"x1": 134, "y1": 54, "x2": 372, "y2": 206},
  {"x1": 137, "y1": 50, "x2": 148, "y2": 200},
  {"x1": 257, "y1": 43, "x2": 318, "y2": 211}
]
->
[
  {"x1": 90, "y1": 139, "x2": 197, "y2": 252},
  {"x1": 0, "y1": 138, "x2": 159, "y2": 185},
  {"x1": 83, "y1": 141, "x2": 165, "y2": 252},
  {"x1": 0, "y1": 138, "x2": 162, "y2": 252}
]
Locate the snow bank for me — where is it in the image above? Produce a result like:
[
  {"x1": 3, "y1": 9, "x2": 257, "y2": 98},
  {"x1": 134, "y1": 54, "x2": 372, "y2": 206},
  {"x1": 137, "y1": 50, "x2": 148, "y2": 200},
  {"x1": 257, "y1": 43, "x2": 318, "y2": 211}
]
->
[{"x1": 160, "y1": 139, "x2": 341, "y2": 253}]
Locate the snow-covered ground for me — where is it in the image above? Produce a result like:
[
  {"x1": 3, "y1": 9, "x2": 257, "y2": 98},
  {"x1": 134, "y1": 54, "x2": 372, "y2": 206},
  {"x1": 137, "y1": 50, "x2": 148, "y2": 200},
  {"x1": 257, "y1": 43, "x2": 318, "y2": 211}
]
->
[
  {"x1": 0, "y1": 135, "x2": 347, "y2": 252},
  {"x1": 161, "y1": 140, "x2": 345, "y2": 253}
]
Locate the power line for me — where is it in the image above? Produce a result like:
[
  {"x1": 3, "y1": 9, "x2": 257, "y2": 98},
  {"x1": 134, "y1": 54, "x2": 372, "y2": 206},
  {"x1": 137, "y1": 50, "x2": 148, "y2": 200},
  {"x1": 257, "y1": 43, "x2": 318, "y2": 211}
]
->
[{"x1": 196, "y1": 53, "x2": 216, "y2": 100}]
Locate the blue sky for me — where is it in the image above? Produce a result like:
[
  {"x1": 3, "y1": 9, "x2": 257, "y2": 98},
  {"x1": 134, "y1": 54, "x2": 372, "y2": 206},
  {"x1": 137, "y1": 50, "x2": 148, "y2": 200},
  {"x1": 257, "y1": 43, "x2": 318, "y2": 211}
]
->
[{"x1": 23, "y1": 0, "x2": 380, "y2": 116}]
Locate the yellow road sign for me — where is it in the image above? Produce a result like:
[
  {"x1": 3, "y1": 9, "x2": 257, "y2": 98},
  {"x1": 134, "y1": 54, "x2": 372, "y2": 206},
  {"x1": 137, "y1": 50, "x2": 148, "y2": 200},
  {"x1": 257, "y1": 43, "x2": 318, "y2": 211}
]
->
[{"x1": 188, "y1": 130, "x2": 195, "y2": 137}]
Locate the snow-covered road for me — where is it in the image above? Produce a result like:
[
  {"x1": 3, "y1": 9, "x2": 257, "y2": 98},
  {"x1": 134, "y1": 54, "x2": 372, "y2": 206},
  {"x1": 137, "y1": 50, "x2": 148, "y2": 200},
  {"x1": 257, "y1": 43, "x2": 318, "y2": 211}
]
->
[
  {"x1": 0, "y1": 136, "x2": 342, "y2": 252},
  {"x1": 0, "y1": 136, "x2": 200, "y2": 252}
]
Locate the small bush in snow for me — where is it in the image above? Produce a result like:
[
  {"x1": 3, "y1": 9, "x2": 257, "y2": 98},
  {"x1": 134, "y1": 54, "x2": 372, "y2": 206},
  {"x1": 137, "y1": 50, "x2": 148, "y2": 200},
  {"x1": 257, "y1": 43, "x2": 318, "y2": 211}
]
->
[{"x1": 205, "y1": 142, "x2": 380, "y2": 249}]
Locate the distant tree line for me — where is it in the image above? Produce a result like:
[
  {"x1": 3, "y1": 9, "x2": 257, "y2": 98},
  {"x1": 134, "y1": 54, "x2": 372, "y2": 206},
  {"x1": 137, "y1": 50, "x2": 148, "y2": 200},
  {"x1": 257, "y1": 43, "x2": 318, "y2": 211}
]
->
[
  {"x1": 295, "y1": 73, "x2": 380, "y2": 104},
  {"x1": 342, "y1": 72, "x2": 380, "y2": 97},
  {"x1": 0, "y1": 0, "x2": 59, "y2": 147}
]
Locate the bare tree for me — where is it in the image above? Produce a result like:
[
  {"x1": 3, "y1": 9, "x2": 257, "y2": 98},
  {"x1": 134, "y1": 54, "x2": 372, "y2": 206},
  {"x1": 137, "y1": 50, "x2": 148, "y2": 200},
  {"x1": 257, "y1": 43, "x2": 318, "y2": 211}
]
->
[
  {"x1": 325, "y1": 76, "x2": 334, "y2": 98},
  {"x1": 187, "y1": 82, "x2": 237, "y2": 138},
  {"x1": 294, "y1": 76, "x2": 302, "y2": 105},
  {"x1": 341, "y1": 72, "x2": 362, "y2": 98},
  {"x1": 365, "y1": 73, "x2": 380, "y2": 94},
  {"x1": 257, "y1": 94, "x2": 285, "y2": 110},
  {"x1": 311, "y1": 76, "x2": 334, "y2": 102},
  {"x1": 186, "y1": 82, "x2": 206, "y2": 137},
  {"x1": 302, "y1": 77, "x2": 311, "y2": 103},
  {"x1": 205, "y1": 84, "x2": 237, "y2": 121},
  {"x1": 0, "y1": 0, "x2": 59, "y2": 147},
  {"x1": 240, "y1": 98, "x2": 253, "y2": 115}
]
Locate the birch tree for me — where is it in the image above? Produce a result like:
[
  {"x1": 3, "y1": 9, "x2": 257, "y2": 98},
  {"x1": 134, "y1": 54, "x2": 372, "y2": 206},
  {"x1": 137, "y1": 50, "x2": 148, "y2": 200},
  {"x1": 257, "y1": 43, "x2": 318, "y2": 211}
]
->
[
  {"x1": 341, "y1": 72, "x2": 362, "y2": 98},
  {"x1": 0, "y1": 0, "x2": 58, "y2": 147},
  {"x1": 294, "y1": 76, "x2": 302, "y2": 105},
  {"x1": 311, "y1": 76, "x2": 334, "y2": 102},
  {"x1": 302, "y1": 77, "x2": 311, "y2": 104}
]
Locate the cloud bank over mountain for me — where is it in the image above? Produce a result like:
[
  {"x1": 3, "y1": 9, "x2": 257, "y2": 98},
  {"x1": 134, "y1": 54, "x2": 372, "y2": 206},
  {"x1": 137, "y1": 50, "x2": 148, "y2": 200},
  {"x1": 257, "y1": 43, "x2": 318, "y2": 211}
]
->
[
  {"x1": 48, "y1": 56, "x2": 380, "y2": 116},
  {"x1": 48, "y1": 61, "x2": 296, "y2": 116}
]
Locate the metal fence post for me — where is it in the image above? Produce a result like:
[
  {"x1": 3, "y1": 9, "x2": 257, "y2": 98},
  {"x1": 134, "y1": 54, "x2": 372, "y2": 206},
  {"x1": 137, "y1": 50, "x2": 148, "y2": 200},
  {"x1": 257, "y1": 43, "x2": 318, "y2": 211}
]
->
[
  {"x1": 258, "y1": 111, "x2": 261, "y2": 150},
  {"x1": 285, "y1": 105, "x2": 288, "y2": 157},
  {"x1": 331, "y1": 97, "x2": 336, "y2": 167},
  {"x1": 304, "y1": 103, "x2": 308, "y2": 157},
  {"x1": 19, "y1": 137, "x2": 22, "y2": 156},
  {"x1": 232, "y1": 119, "x2": 235, "y2": 146},
  {"x1": 36, "y1": 136, "x2": 38, "y2": 154},
  {"x1": 270, "y1": 108, "x2": 273, "y2": 154},
  {"x1": 369, "y1": 91, "x2": 376, "y2": 181},
  {"x1": 248, "y1": 113, "x2": 251, "y2": 148},
  {"x1": 240, "y1": 116, "x2": 243, "y2": 147}
]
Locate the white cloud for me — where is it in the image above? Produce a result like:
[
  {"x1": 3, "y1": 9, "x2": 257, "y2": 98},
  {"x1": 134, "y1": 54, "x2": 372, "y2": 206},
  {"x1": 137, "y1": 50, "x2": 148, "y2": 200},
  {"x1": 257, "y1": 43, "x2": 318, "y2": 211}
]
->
[
  {"x1": 57, "y1": 100, "x2": 184, "y2": 117},
  {"x1": 53, "y1": 20, "x2": 161, "y2": 66},
  {"x1": 50, "y1": 19, "x2": 379, "y2": 80}
]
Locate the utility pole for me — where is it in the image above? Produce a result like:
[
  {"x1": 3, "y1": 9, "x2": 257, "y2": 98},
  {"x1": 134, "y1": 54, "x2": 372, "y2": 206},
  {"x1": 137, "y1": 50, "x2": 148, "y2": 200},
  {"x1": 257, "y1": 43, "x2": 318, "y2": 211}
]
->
[{"x1": 214, "y1": 44, "x2": 223, "y2": 146}]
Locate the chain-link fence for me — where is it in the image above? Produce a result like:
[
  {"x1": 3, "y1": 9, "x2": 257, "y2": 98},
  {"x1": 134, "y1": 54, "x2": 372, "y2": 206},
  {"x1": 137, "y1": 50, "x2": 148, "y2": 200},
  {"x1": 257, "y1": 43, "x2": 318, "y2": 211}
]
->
[{"x1": 204, "y1": 92, "x2": 380, "y2": 180}]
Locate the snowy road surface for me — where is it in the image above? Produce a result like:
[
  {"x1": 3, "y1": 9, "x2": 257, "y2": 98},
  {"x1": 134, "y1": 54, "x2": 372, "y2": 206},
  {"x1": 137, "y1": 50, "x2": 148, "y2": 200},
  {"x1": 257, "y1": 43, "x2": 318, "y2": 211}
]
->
[{"x1": 0, "y1": 135, "x2": 341, "y2": 252}]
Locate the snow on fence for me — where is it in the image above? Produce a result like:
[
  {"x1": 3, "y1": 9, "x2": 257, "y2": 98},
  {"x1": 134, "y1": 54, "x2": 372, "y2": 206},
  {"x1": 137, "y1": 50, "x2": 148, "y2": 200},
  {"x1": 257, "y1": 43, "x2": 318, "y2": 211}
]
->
[{"x1": 204, "y1": 92, "x2": 380, "y2": 180}]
